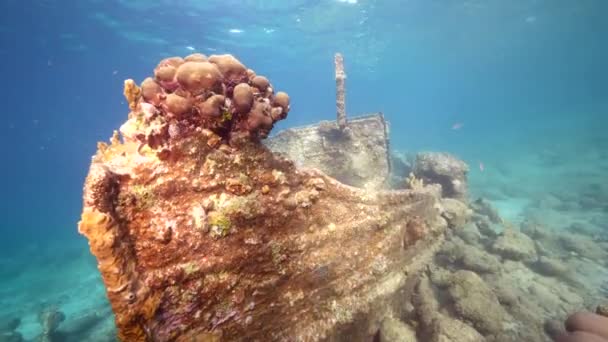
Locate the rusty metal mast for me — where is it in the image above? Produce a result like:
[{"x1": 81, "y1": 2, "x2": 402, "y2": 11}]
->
[{"x1": 335, "y1": 53, "x2": 347, "y2": 130}]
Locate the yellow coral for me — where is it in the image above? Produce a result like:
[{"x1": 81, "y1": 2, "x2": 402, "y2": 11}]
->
[
  {"x1": 123, "y1": 79, "x2": 142, "y2": 111},
  {"x1": 130, "y1": 184, "x2": 156, "y2": 211},
  {"x1": 110, "y1": 130, "x2": 121, "y2": 146},
  {"x1": 406, "y1": 172, "x2": 424, "y2": 190},
  {"x1": 208, "y1": 211, "x2": 231, "y2": 238}
]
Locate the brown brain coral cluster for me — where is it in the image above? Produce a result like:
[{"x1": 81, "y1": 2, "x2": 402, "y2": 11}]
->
[{"x1": 120, "y1": 53, "x2": 290, "y2": 148}]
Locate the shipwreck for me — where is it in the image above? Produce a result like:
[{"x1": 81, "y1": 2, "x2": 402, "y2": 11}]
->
[{"x1": 78, "y1": 52, "x2": 468, "y2": 341}]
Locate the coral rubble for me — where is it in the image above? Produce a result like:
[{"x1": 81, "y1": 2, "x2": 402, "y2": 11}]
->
[{"x1": 78, "y1": 54, "x2": 459, "y2": 341}]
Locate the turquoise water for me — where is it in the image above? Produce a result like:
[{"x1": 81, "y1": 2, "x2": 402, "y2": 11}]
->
[{"x1": 0, "y1": 0, "x2": 606, "y2": 340}]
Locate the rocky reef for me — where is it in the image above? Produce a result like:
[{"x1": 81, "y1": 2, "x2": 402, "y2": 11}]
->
[
  {"x1": 376, "y1": 197, "x2": 608, "y2": 342},
  {"x1": 413, "y1": 152, "x2": 469, "y2": 199},
  {"x1": 0, "y1": 305, "x2": 111, "y2": 342},
  {"x1": 0, "y1": 316, "x2": 23, "y2": 342},
  {"x1": 78, "y1": 54, "x2": 464, "y2": 341}
]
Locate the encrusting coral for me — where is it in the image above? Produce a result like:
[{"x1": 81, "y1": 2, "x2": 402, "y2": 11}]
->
[{"x1": 79, "y1": 53, "x2": 459, "y2": 341}]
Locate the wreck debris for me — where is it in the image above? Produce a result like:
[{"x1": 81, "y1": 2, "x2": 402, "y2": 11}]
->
[
  {"x1": 267, "y1": 53, "x2": 391, "y2": 190},
  {"x1": 266, "y1": 113, "x2": 391, "y2": 190},
  {"x1": 78, "y1": 53, "x2": 460, "y2": 341},
  {"x1": 335, "y1": 53, "x2": 347, "y2": 130}
]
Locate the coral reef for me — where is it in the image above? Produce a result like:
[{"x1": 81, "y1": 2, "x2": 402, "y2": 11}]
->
[
  {"x1": 491, "y1": 226, "x2": 537, "y2": 263},
  {"x1": 534, "y1": 256, "x2": 570, "y2": 278},
  {"x1": 413, "y1": 152, "x2": 469, "y2": 199},
  {"x1": 437, "y1": 237, "x2": 501, "y2": 274},
  {"x1": 413, "y1": 275, "x2": 484, "y2": 342},
  {"x1": 78, "y1": 54, "x2": 461, "y2": 341},
  {"x1": 399, "y1": 197, "x2": 608, "y2": 341},
  {"x1": 470, "y1": 198, "x2": 502, "y2": 224},
  {"x1": 439, "y1": 198, "x2": 471, "y2": 228},
  {"x1": 387, "y1": 151, "x2": 415, "y2": 188},
  {"x1": 521, "y1": 220, "x2": 608, "y2": 265},
  {"x1": 445, "y1": 270, "x2": 509, "y2": 335},
  {"x1": 377, "y1": 316, "x2": 416, "y2": 342}
]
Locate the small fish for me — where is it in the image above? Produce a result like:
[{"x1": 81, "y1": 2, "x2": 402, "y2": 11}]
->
[
  {"x1": 228, "y1": 28, "x2": 243, "y2": 34},
  {"x1": 47, "y1": 59, "x2": 53, "y2": 67},
  {"x1": 185, "y1": 46, "x2": 195, "y2": 51},
  {"x1": 451, "y1": 122, "x2": 464, "y2": 130},
  {"x1": 479, "y1": 162, "x2": 485, "y2": 172},
  {"x1": 112, "y1": 70, "x2": 118, "y2": 75}
]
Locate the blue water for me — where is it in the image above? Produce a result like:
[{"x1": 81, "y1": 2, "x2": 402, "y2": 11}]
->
[{"x1": 1, "y1": 0, "x2": 607, "y2": 340}]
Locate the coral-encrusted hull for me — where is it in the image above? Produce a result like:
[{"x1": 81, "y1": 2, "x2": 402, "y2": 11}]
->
[
  {"x1": 80, "y1": 134, "x2": 449, "y2": 341},
  {"x1": 78, "y1": 54, "x2": 458, "y2": 341}
]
